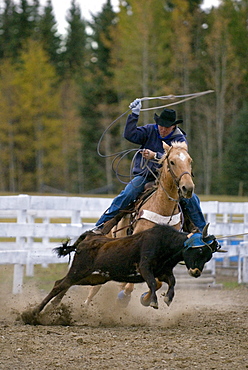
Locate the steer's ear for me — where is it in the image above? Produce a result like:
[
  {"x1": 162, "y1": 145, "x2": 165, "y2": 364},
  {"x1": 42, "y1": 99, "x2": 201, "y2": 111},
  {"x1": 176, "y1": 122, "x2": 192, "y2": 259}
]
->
[{"x1": 202, "y1": 223, "x2": 209, "y2": 239}]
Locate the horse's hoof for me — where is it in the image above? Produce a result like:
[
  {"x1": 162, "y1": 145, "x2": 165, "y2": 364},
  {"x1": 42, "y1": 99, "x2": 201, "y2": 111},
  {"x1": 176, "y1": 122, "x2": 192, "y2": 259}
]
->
[
  {"x1": 163, "y1": 296, "x2": 172, "y2": 307},
  {"x1": 116, "y1": 290, "x2": 131, "y2": 307},
  {"x1": 140, "y1": 292, "x2": 151, "y2": 307},
  {"x1": 150, "y1": 301, "x2": 158, "y2": 309}
]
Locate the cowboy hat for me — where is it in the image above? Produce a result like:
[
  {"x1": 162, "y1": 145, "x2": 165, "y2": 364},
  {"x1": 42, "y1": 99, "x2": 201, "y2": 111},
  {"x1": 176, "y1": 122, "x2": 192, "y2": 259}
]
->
[{"x1": 154, "y1": 108, "x2": 183, "y2": 127}]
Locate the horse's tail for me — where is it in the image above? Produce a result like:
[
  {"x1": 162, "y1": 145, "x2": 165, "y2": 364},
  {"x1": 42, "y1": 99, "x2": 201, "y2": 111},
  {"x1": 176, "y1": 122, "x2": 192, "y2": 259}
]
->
[{"x1": 53, "y1": 230, "x2": 91, "y2": 257}]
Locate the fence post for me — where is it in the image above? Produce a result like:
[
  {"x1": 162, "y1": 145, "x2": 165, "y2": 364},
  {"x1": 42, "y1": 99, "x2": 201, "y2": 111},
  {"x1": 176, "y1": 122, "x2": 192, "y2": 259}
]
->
[
  {"x1": 13, "y1": 264, "x2": 25, "y2": 294},
  {"x1": 26, "y1": 212, "x2": 35, "y2": 276},
  {"x1": 13, "y1": 206, "x2": 28, "y2": 294},
  {"x1": 243, "y1": 257, "x2": 248, "y2": 283}
]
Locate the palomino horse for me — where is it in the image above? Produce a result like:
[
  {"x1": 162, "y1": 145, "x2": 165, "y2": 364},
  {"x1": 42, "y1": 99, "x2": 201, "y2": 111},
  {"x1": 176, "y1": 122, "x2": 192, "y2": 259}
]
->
[{"x1": 85, "y1": 141, "x2": 195, "y2": 306}]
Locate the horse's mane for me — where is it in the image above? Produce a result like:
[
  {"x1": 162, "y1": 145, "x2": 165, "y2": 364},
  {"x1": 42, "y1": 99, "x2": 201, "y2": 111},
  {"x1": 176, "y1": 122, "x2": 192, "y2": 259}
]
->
[
  {"x1": 171, "y1": 141, "x2": 188, "y2": 150},
  {"x1": 159, "y1": 141, "x2": 188, "y2": 164}
]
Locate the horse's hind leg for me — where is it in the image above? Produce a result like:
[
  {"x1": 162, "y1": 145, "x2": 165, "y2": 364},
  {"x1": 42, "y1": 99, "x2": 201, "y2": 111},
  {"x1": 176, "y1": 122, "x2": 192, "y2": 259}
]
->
[
  {"x1": 116, "y1": 283, "x2": 134, "y2": 307},
  {"x1": 84, "y1": 285, "x2": 102, "y2": 305}
]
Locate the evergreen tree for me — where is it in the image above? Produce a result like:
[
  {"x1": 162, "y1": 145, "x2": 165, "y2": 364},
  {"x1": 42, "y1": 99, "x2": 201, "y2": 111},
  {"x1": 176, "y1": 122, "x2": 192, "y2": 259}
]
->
[
  {"x1": 223, "y1": 104, "x2": 248, "y2": 195},
  {"x1": 0, "y1": 0, "x2": 20, "y2": 58},
  {"x1": 38, "y1": 0, "x2": 63, "y2": 74},
  {"x1": 79, "y1": 0, "x2": 119, "y2": 193},
  {"x1": 63, "y1": 0, "x2": 86, "y2": 74},
  {"x1": 16, "y1": 0, "x2": 35, "y2": 41}
]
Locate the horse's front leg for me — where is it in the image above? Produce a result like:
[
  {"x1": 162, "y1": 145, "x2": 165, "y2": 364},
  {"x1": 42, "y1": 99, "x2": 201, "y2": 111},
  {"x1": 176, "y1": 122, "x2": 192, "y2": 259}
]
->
[{"x1": 161, "y1": 271, "x2": 176, "y2": 306}]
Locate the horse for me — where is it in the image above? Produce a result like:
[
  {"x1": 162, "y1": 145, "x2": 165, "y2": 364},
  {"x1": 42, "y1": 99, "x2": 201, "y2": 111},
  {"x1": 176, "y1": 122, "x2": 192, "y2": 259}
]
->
[{"x1": 85, "y1": 141, "x2": 195, "y2": 306}]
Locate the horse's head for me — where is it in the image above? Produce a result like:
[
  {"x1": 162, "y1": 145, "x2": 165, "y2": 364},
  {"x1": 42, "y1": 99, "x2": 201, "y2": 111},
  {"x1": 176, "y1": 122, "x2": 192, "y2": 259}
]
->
[{"x1": 162, "y1": 141, "x2": 194, "y2": 198}]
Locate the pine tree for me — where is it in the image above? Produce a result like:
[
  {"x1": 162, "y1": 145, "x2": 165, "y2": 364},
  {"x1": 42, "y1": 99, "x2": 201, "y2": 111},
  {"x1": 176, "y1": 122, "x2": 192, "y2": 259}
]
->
[
  {"x1": 38, "y1": 0, "x2": 63, "y2": 74},
  {"x1": 0, "y1": 0, "x2": 20, "y2": 58},
  {"x1": 63, "y1": 0, "x2": 86, "y2": 75},
  {"x1": 223, "y1": 103, "x2": 248, "y2": 195},
  {"x1": 79, "y1": 0, "x2": 119, "y2": 193}
]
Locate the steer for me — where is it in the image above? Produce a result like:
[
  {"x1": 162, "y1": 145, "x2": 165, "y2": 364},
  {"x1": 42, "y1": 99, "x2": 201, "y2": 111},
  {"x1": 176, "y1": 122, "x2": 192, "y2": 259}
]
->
[{"x1": 30, "y1": 223, "x2": 223, "y2": 316}]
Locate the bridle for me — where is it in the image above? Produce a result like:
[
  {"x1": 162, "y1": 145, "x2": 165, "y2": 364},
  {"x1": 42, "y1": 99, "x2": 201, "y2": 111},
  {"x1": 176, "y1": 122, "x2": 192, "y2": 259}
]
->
[{"x1": 165, "y1": 146, "x2": 193, "y2": 190}]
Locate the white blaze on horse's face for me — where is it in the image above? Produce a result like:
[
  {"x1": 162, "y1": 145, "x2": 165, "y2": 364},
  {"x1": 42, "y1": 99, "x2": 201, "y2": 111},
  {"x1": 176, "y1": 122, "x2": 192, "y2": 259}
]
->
[{"x1": 178, "y1": 152, "x2": 187, "y2": 162}]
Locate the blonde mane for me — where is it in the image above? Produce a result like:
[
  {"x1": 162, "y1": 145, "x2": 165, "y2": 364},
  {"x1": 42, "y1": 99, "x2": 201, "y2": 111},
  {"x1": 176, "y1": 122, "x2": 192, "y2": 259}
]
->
[
  {"x1": 171, "y1": 141, "x2": 188, "y2": 150},
  {"x1": 159, "y1": 141, "x2": 188, "y2": 164}
]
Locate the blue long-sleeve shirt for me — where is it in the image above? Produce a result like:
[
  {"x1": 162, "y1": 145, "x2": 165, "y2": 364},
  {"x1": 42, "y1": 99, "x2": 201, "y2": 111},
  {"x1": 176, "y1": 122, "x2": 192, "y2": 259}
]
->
[{"x1": 124, "y1": 113, "x2": 187, "y2": 179}]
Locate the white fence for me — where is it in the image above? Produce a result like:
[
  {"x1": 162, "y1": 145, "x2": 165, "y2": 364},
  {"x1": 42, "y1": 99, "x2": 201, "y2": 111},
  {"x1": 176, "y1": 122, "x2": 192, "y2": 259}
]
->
[{"x1": 0, "y1": 195, "x2": 248, "y2": 293}]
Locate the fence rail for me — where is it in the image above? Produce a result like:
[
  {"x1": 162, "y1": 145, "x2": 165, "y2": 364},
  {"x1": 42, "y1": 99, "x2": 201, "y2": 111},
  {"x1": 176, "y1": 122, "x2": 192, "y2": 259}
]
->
[{"x1": 0, "y1": 195, "x2": 247, "y2": 293}]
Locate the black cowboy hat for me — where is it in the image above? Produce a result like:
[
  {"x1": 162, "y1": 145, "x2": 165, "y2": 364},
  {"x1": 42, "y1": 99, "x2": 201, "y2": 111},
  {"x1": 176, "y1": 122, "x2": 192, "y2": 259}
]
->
[{"x1": 154, "y1": 108, "x2": 183, "y2": 127}]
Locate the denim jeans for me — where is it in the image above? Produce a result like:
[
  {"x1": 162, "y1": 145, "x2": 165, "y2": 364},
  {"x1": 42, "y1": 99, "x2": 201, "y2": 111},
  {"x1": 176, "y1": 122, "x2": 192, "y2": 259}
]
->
[
  {"x1": 96, "y1": 176, "x2": 148, "y2": 226},
  {"x1": 180, "y1": 193, "x2": 206, "y2": 231}
]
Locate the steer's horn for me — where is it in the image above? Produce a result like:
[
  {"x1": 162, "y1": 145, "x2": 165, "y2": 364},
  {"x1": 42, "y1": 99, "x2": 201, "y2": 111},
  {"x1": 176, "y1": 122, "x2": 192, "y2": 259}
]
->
[{"x1": 202, "y1": 223, "x2": 209, "y2": 239}]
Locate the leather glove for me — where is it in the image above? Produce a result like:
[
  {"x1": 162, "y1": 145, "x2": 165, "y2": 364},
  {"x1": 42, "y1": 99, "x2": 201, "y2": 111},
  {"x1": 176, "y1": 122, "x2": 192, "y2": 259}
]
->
[{"x1": 129, "y1": 98, "x2": 142, "y2": 115}]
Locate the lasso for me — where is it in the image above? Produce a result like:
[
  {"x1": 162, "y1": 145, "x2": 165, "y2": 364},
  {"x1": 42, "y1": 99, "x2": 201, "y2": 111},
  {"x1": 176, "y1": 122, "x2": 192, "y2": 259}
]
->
[{"x1": 96, "y1": 90, "x2": 214, "y2": 184}]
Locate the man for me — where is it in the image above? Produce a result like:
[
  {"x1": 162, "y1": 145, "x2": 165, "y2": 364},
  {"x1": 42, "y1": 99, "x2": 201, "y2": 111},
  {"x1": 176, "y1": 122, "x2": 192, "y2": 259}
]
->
[{"x1": 94, "y1": 98, "x2": 206, "y2": 232}]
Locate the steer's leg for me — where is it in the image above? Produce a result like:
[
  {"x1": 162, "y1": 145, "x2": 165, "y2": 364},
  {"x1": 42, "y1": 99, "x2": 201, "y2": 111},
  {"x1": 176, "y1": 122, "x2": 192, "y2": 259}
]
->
[
  {"x1": 161, "y1": 271, "x2": 175, "y2": 306},
  {"x1": 140, "y1": 279, "x2": 162, "y2": 307},
  {"x1": 32, "y1": 276, "x2": 72, "y2": 315},
  {"x1": 50, "y1": 288, "x2": 69, "y2": 307},
  {"x1": 139, "y1": 264, "x2": 158, "y2": 309}
]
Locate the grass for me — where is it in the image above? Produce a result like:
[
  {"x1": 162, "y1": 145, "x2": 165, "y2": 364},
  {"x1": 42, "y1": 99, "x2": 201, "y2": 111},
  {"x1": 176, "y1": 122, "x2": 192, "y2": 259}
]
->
[
  {"x1": 215, "y1": 274, "x2": 240, "y2": 289},
  {"x1": 0, "y1": 263, "x2": 69, "y2": 293},
  {"x1": 24, "y1": 263, "x2": 69, "y2": 291},
  {"x1": 0, "y1": 263, "x2": 244, "y2": 296}
]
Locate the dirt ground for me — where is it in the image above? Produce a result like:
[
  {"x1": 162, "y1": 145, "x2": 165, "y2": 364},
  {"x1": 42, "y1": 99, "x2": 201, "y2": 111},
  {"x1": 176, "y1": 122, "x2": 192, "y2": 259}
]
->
[{"x1": 0, "y1": 280, "x2": 247, "y2": 370}]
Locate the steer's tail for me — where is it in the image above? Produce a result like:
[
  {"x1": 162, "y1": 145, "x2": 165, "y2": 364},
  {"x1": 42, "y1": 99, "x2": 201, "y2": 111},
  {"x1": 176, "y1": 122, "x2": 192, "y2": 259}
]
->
[{"x1": 53, "y1": 230, "x2": 91, "y2": 257}]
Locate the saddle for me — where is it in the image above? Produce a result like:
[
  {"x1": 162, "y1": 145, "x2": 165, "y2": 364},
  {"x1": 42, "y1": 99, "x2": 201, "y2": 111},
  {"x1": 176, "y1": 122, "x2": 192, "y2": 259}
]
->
[{"x1": 100, "y1": 182, "x2": 198, "y2": 236}]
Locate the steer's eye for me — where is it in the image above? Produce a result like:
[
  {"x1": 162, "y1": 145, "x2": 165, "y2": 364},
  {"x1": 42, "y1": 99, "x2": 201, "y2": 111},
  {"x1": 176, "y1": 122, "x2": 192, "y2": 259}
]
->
[{"x1": 170, "y1": 160, "x2": 175, "y2": 166}]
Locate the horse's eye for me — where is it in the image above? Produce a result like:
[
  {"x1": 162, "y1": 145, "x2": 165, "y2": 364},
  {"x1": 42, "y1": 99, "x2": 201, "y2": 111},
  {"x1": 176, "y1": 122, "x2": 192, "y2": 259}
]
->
[{"x1": 170, "y1": 160, "x2": 175, "y2": 165}]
